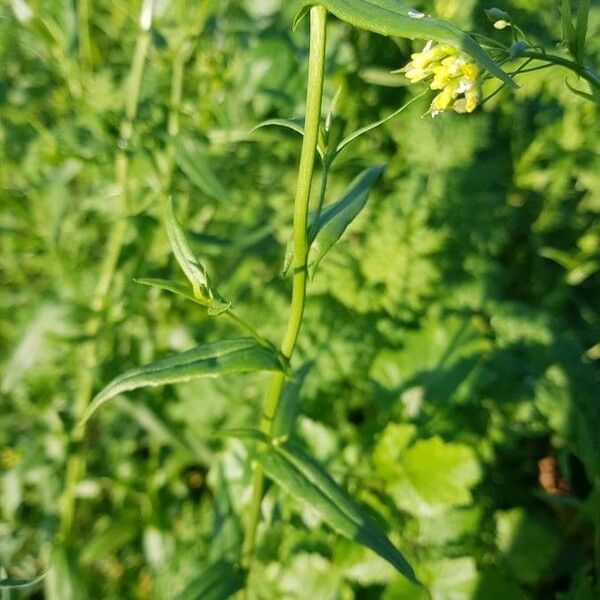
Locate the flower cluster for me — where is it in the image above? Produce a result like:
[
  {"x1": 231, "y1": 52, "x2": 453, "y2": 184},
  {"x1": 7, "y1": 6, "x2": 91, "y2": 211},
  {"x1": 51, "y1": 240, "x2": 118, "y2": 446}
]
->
[{"x1": 399, "y1": 41, "x2": 481, "y2": 116}]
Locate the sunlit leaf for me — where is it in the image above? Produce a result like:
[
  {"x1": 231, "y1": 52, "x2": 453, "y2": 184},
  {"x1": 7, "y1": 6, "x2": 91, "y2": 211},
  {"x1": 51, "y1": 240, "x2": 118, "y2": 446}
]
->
[
  {"x1": 79, "y1": 338, "x2": 285, "y2": 426},
  {"x1": 248, "y1": 435, "x2": 419, "y2": 584},
  {"x1": 296, "y1": 0, "x2": 515, "y2": 87},
  {"x1": 135, "y1": 277, "x2": 198, "y2": 303},
  {"x1": 252, "y1": 117, "x2": 325, "y2": 158},
  {"x1": 308, "y1": 164, "x2": 385, "y2": 277},
  {"x1": 166, "y1": 197, "x2": 230, "y2": 313},
  {"x1": 575, "y1": 0, "x2": 590, "y2": 63}
]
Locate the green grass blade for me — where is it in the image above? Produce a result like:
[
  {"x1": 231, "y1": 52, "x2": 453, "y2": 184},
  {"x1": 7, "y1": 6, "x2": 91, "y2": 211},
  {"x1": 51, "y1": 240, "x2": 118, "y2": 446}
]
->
[
  {"x1": 79, "y1": 338, "x2": 284, "y2": 426},
  {"x1": 297, "y1": 0, "x2": 515, "y2": 87},
  {"x1": 174, "y1": 136, "x2": 229, "y2": 203},
  {"x1": 256, "y1": 438, "x2": 419, "y2": 584},
  {"x1": 175, "y1": 560, "x2": 245, "y2": 600},
  {"x1": 308, "y1": 164, "x2": 385, "y2": 277}
]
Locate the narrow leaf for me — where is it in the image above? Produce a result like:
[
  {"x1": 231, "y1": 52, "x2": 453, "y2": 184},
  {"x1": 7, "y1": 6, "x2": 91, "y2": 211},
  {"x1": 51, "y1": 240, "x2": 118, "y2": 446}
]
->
[
  {"x1": 273, "y1": 363, "x2": 312, "y2": 437},
  {"x1": 80, "y1": 338, "x2": 284, "y2": 426},
  {"x1": 0, "y1": 571, "x2": 47, "y2": 589},
  {"x1": 175, "y1": 560, "x2": 244, "y2": 600},
  {"x1": 298, "y1": 0, "x2": 515, "y2": 87},
  {"x1": 561, "y1": 0, "x2": 576, "y2": 55},
  {"x1": 308, "y1": 164, "x2": 385, "y2": 277},
  {"x1": 565, "y1": 78, "x2": 599, "y2": 105},
  {"x1": 255, "y1": 438, "x2": 419, "y2": 584},
  {"x1": 252, "y1": 118, "x2": 325, "y2": 158},
  {"x1": 166, "y1": 197, "x2": 229, "y2": 313},
  {"x1": 174, "y1": 136, "x2": 229, "y2": 203},
  {"x1": 335, "y1": 91, "x2": 426, "y2": 154},
  {"x1": 135, "y1": 277, "x2": 199, "y2": 304},
  {"x1": 575, "y1": 0, "x2": 590, "y2": 62},
  {"x1": 252, "y1": 117, "x2": 305, "y2": 137}
]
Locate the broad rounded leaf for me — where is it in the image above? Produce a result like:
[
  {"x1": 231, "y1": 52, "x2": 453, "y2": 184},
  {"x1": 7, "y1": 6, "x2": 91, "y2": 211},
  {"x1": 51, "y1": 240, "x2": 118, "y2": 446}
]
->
[
  {"x1": 297, "y1": 0, "x2": 515, "y2": 87},
  {"x1": 79, "y1": 338, "x2": 285, "y2": 426}
]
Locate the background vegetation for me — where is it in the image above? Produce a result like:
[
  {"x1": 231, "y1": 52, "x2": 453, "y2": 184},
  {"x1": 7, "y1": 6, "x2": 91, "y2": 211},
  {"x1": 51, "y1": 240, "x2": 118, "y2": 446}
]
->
[{"x1": 1, "y1": 0, "x2": 599, "y2": 598}]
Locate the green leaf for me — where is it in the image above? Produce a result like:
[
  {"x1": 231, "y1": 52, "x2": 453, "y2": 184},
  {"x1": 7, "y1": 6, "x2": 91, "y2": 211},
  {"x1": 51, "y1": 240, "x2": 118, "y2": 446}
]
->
[
  {"x1": 175, "y1": 559, "x2": 245, "y2": 600},
  {"x1": 174, "y1": 136, "x2": 229, "y2": 203},
  {"x1": 495, "y1": 508, "x2": 560, "y2": 584},
  {"x1": 575, "y1": 0, "x2": 590, "y2": 62},
  {"x1": 254, "y1": 437, "x2": 419, "y2": 584},
  {"x1": 308, "y1": 164, "x2": 385, "y2": 277},
  {"x1": 334, "y1": 91, "x2": 426, "y2": 155},
  {"x1": 0, "y1": 571, "x2": 47, "y2": 589},
  {"x1": 373, "y1": 433, "x2": 481, "y2": 517},
  {"x1": 166, "y1": 197, "x2": 230, "y2": 313},
  {"x1": 252, "y1": 118, "x2": 325, "y2": 158},
  {"x1": 272, "y1": 362, "x2": 312, "y2": 438},
  {"x1": 297, "y1": 0, "x2": 515, "y2": 87},
  {"x1": 80, "y1": 521, "x2": 138, "y2": 564},
  {"x1": 135, "y1": 277, "x2": 199, "y2": 304},
  {"x1": 79, "y1": 338, "x2": 285, "y2": 426},
  {"x1": 561, "y1": 0, "x2": 576, "y2": 56}
]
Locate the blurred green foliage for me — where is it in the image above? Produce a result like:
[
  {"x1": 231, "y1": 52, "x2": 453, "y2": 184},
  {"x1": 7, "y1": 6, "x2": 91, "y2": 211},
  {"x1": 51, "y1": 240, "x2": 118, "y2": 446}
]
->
[{"x1": 1, "y1": 0, "x2": 599, "y2": 598}]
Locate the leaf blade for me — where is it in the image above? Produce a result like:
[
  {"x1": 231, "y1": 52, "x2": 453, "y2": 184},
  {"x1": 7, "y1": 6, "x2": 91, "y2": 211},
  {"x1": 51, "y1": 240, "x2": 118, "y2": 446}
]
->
[
  {"x1": 308, "y1": 164, "x2": 385, "y2": 277},
  {"x1": 175, "y1": 559, "x2": 245, "y2": 600},
  {"x1": 255, "y1": 438, "x2": 418, "y2": 584},
  {"x1": 298, "y1": 0, "x2": 515, "y2": 87},
  {"x1": 80, "y1": 338, "x2": 285, "y2": 426},
  {"x1": 165, "y1": 198, "x2": 230, "y2": 313},
  {"x1": 174, "y1": 136, "x2": 229, "y2": 203}
]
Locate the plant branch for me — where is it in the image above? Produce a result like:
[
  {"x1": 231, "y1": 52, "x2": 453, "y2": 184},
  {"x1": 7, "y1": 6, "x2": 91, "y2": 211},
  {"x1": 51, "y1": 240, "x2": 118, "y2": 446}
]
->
[
  {"x1": 241, "y1": 5, "x2": 327, "y2": 574},
  {"x1": 58, "y1": 10, "x2": 152, "y2": 541}
]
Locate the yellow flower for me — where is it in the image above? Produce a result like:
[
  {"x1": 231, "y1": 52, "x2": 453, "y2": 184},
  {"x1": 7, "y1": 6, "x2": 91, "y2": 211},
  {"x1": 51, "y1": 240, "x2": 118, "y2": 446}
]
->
[{"x1": 398, "y1": 41, "x2": 481, "y2": 117}]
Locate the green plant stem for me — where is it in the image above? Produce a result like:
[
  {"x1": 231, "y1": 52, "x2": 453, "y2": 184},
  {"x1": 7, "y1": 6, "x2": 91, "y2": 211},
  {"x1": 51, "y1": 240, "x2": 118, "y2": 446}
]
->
[
  {"x1": 77, "y1": 0, "x2": 93, "y2": 70},
  {"x1": 518, "y1": 49, "x2": 600, "y2": 90},
  {"x1": 241, "y1": 5, "x2": 327, "y2": 573},
  {"x1": 58, "y1": 21, "x2": 151, "y2": 542},
  {"x1": 308, "y1": 158, "x2": 331, "y2": 242}
]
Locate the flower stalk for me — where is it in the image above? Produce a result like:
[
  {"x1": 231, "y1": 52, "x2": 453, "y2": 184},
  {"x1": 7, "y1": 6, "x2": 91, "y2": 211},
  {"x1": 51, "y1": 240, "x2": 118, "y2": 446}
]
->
[{"x1": 241, "y1": 4, "x2": 328, "y2": 574}]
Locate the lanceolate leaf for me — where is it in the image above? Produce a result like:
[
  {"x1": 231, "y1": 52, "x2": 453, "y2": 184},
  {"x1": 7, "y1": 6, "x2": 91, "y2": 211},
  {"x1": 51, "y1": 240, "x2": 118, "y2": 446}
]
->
[
  {"x1": 174, "y1": 136, "x2": 229, "y2": 203},
  {"x1": 79, "y1": 338, "x2": 285, "y2": 426},
  {"x1": 175, "y1": 560, "x2": 245, "y2": 600},
  {"x1": 252, "y1": 118, "x2": 326, "y2": 158},
  {"x1": 135, "y1": 277, "x2": 199, "y2": 304},
  {"x1": 561, "y1": 0, "x2": 576, "y2": 56},
  {"x1": 308, "y1": 164, "x2": 385, "y2": 277},
  {"x1": 296, "y1": 0, "x2": 515, "y2": 87},
  {"x1": 165, "y1": 197, "x2": 230, "y2": 313},
  {"x1": 575, "y1": 0, "x2": 590, "y2": 63},
  {"x1": 254, "y1": 438, "x2": 419, "y2": 584},
  {"x1": 0, "y1": 571, "x2": 47, "y2": 589}
]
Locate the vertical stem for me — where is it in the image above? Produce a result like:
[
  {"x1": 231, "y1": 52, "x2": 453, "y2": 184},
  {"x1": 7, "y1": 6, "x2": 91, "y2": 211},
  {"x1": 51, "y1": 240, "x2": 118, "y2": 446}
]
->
[
  {"x1": 58, "y1": 10, "x2": 152, "y2": 541},
  {"x1": 241, "y1": 5, "x2": 327, "y2": 573},
  {"x1": 77, "y1": 0, "x2": 93, "y2": 71}
]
